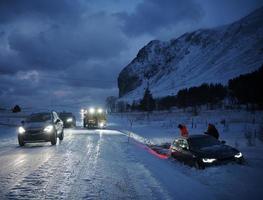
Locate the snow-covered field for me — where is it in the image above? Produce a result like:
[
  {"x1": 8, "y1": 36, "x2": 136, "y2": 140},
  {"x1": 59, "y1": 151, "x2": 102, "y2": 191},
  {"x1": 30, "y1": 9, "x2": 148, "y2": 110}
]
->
[
  {"x1": 108, "y1": 109, "x2": 263, "y2": 200},
  {"x1": 0, "y1": 109, "x2": 262, "y2": 199}
]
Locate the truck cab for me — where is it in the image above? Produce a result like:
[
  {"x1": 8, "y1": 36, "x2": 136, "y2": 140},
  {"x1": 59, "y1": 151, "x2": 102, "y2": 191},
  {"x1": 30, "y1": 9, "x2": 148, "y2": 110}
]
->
[{"x1": 82, "y1": 108, "x2": 107, "y2": 129}]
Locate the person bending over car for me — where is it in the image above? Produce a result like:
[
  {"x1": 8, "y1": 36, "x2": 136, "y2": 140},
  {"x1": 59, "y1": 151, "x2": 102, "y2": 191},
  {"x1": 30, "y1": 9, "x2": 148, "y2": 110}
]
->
[
  {"x1": 178, "y1": 124, "x2": 189, "y2": 137},
  {"x1": 204, "y1": 123, "x2": 219, "y2": 139}
]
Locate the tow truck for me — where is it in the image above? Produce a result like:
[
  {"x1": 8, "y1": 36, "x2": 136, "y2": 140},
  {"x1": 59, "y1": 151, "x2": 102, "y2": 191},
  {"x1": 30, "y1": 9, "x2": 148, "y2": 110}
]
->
[{"x1": 81, "y1": 107, "x2": 107, "y2": 129}]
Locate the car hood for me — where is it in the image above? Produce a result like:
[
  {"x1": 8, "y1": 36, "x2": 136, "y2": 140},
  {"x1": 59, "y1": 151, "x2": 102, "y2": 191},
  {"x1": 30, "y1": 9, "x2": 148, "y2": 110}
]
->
[
  {"x1": 192, "y1": 144, "x2": 239, "y2": 159},
  {"x1": 23, "y1": 121, "x2": 52, "y2": 130}
]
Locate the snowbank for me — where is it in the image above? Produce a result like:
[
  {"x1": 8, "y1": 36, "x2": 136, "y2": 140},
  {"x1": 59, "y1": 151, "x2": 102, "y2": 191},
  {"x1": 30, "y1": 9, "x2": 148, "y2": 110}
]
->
[{"x1": 108, "y1": 109, "x2": 263, "y2": 200}]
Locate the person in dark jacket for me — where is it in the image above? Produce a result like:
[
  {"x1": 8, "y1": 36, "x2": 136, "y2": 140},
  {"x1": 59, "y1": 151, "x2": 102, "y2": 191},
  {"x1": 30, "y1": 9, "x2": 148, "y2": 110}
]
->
[
  {"x1": 178, "y1": 124, "x2": 189, "y2": 137},
  {"x1": 205, "y1": 123, "x2": 219, "y2": 139}
]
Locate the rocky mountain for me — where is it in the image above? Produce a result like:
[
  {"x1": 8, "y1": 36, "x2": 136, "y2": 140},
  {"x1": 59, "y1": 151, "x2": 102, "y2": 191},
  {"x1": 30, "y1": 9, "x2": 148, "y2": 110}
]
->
[{"x1": 118, "y1": 7, "x2": 263, "y2": 101}]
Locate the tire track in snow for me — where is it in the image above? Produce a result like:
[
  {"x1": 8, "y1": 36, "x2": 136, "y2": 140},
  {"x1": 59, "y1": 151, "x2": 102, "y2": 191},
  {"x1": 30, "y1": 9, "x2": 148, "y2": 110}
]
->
[
  {"x1": 2, "y1": 129, "x2": 172, "y2": 199},
  {"x1": 5, "y1": 130, "x2": 79, "y2": 199},
  {"x1": 67, "y1": 131, "x2": 171, "y2": 199}
]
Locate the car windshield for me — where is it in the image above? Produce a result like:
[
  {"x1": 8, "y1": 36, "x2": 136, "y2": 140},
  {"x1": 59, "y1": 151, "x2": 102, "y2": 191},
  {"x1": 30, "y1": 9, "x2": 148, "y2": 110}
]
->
[
  {"x1": 188, "y1": 136, "x2": 222, "y2": 150},
  {"x1": 26, "y1": 113, "x2": 51, "y2": 122}
]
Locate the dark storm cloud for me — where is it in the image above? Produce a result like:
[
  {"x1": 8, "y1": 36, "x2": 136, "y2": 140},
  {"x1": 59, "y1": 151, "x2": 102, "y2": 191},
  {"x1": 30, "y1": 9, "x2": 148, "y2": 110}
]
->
[
  {"x1": 0, "y1": 0, "x2": 83, "y2": 24},
  {"x1": 1, "y1": 0, "x2": 263, "y2": 108},
  {"x1": 6, "y1": 16, "x2": 126, "y2": 71},
  {"x1": 0, "y1": 1, "x2": 127, "y2": 75},
  {"x1": 195, "y1": 0, "x2": 263, "y2": 27},
  {"x1": 116, "y1": 0, "x2": 203, "y2": 36},
  {"x1": 63, "y1": 59, "x2": 122, "y2": 89}
]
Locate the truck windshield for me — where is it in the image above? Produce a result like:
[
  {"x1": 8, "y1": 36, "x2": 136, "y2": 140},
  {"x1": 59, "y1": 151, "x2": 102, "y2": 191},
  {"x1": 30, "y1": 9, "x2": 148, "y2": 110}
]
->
[{"x1": 26, "y1": 113, "x2": 51, "y2": 122}]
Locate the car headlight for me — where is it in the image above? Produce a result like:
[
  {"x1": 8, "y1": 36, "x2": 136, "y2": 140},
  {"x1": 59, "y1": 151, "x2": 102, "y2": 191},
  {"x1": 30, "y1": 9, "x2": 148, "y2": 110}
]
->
[
  {"x1": 44, "y1": 125, "x2": 54, "y2": 133},
  {"x1": 99, "y1": 122, "x2": 104, "y2": 127},
  {"x1": 202, "y1": 158, "x2": 216, "y2": 163},
  {"x1": 66, "y1": 118, "x2": 73, "y2": 122},
  {"x1": 234, "y1": 152, "x2": 242, "y2": 158},
  {"x1": 18, "y1": 126, "x2": 26, "y2": 134},
  {"x1": 97, "y1": 108, "x2": 103, "y2": 114}
]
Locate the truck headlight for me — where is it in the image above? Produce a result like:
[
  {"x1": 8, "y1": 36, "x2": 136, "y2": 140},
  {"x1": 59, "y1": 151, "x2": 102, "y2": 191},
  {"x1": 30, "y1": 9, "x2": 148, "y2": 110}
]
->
[
  {"x1": 234, "y1": 152, "x2": 242, "y2": 158},
  {"x1": 18, "y1": 126, "x2": 26, "y2": 134},
  {"x1": 98, "y1": 108, "x2": 103, "y2": 113},
  {"x1": 89, "y1": 107, "x2": 95, "y2": 114},
  {"x1": 44, "y1": 125, "x2": 54, "y2": 133},
  {"x1": 99, "y1": 122, "x2": 104, "y2": 128},
  {"x1": 202, "y1": 158, "x2": 216, "y2": 163},
  {"x1": 66, "y1": 118, "x2": 73, "y2": 122}
]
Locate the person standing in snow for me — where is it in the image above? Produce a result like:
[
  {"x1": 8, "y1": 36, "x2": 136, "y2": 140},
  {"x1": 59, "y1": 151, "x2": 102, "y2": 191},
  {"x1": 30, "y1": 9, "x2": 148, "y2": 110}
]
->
[
  {"x1": 178, "y1": 124, "x2": 189, "y2": 137},
  {"x1": 204, "y1": 123, "x2": 219, "y2": 139}
]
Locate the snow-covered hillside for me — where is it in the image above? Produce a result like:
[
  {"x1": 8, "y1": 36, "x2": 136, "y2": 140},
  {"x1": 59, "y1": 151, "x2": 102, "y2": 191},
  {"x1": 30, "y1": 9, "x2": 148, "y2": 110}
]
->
[{"x1": 118, "y1": 7, "x2": 263, "y2": 101}]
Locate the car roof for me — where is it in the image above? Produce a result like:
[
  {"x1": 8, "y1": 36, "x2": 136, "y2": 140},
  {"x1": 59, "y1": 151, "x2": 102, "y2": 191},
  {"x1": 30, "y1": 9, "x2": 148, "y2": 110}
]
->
[{"x1": 30, "y1": 112, "x2": 51, "y2": 115}]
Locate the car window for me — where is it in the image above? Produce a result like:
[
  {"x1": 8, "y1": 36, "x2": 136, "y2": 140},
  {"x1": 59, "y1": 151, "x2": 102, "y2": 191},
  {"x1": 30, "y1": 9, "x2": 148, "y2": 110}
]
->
[
  {"x1": 178, "y1": 139, "x2": 189, "y2": 150},
  {"x1": 172, "y1": 139, "x2": 188, "y2": 149},
  {"x1": 172, "y1": 139, "x2": 180, "y2": 147}
]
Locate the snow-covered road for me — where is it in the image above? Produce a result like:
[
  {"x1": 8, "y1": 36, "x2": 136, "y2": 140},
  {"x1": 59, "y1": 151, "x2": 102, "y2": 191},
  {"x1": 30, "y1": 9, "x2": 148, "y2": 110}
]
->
[
  {"x1": 0, "y1": 128, "x2": 215, "y2": 200},
  {"x1": 1, "y1": 111, "x2": 263, "y2": 199}
]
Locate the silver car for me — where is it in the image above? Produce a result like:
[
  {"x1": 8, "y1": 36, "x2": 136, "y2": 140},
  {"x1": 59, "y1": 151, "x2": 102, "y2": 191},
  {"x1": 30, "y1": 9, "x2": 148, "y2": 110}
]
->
[{"x1": 18, "y1": 112, "x2": 64, "y2": 146}]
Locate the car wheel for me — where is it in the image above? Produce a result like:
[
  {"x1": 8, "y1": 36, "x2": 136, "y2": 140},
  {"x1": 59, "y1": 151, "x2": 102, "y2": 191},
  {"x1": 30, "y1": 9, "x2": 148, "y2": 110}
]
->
[
  {"x1": 195, "y1": 160, "x2": 205, "y2": 169},
  {"x1": 51, "y1": 131, "x2": 57, "y2": 145},
  {"x1": 59, "y1": 129, "x2": 64, "y2": 141},
  {"x1": 18, "y1": 135, "x2": 25, "y2": 146}
]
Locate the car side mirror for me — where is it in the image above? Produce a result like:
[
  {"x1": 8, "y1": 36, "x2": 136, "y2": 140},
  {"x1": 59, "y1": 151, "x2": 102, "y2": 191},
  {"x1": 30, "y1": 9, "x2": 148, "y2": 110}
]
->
[
  {"x1": 221, "y1": 140, "x2": 226, "y2": 144},
  {"x1": 55, "y1": 119, "x2": 60, "y2": 123}
]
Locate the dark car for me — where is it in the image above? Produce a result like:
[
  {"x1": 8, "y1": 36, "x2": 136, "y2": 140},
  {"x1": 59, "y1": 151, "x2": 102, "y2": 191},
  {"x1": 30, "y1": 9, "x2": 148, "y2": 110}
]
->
[
  {"x1": 170, "y1": 135, "x2": 244, "y2": 169},
  {"x1": 59, "y1": 112, "x2": 76, "y2": 128},
  {"x1": 17, "y1": 112, "x2": 64, "y2": 146}
]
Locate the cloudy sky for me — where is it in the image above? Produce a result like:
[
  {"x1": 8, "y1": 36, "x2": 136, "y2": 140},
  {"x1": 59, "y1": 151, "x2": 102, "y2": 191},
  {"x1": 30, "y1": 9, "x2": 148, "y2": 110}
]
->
[{"x1": 0, "y1": 0, "x2": 262, "y2": 111}]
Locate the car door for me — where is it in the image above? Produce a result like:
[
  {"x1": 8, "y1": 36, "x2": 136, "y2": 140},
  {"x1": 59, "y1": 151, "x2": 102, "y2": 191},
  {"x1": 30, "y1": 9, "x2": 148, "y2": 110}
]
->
[
  {"x1": 56, "y1": 112, "x2": 63, "y2": 133},
  {"x1": 52, "y1": 112, "x2": 63, "y2": 134}
]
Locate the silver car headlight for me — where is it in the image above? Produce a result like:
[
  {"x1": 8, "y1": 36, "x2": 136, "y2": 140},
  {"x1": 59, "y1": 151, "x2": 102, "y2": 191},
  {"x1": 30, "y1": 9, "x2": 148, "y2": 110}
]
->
[
  {"x1": 18, "y1": 126, "x2": 26, "y2": 134},
  {"x1": 202, "y1": 158, "x2": 216, "y2": 163},
  {"x1": 44, "y1": 125, "x2": 54, "y2": 133}
]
